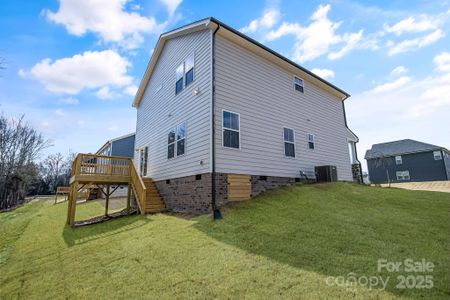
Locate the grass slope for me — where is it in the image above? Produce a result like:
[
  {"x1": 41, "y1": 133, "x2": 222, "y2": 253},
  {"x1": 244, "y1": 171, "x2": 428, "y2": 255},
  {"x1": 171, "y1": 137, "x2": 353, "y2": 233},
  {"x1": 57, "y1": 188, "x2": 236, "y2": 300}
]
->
[{"x1": 0, "y1": 183, "x2": 448, "y2": 299}]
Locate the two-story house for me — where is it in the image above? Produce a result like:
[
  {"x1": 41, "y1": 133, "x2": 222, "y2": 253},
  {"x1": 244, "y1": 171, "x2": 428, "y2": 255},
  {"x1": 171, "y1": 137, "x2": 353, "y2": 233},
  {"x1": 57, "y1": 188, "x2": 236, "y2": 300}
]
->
[
  {"x1": 365, "y1": 139, "x2": 450, "y2": 184},
  {"x1": 132, "y1": 17, "x2": 361, "y2": 214}
]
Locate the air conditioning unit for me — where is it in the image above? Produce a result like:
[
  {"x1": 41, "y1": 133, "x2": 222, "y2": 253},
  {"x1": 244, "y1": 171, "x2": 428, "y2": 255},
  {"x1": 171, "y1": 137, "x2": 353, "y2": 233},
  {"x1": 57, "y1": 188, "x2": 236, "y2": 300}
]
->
[{"x1": 314, "y1": 165, "x2": 337, "y2": 182}]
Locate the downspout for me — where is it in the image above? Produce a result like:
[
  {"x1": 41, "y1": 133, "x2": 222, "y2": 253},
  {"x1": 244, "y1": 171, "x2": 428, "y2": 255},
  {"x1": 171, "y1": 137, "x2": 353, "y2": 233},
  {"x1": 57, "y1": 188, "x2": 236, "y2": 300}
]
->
[{"x1": 211, "y1": 23, "x2": 222, "y2": 220}]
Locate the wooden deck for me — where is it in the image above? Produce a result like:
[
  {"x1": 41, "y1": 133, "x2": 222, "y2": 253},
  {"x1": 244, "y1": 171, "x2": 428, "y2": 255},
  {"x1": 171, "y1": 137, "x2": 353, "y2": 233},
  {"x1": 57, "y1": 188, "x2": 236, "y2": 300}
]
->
[{"x1": 66, "y1": 154, "x2": 166, "y2": 226}]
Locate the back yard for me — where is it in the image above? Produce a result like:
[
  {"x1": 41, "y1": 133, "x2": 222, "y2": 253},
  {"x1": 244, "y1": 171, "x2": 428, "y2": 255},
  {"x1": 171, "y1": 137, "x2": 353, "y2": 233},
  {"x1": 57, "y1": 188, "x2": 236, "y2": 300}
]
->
[{"x1": 0, "y1": 183, "x2": 448, "y2": 299}]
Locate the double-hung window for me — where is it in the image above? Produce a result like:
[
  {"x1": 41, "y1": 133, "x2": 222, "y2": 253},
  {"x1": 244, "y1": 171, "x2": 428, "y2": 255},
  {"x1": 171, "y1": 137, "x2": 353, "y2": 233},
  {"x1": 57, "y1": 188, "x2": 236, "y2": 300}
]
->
[
  {"x1": 307, "y1": 134, "x2": 315, "y2": 150},
  {"x1": 185, "y1": 55, "x2": 194, "y2": 87},
  {"x1": 294, "y1": 76, "x2": 304, "y2": 93},
  {"x1": 283, "y1": 128, "x2": 295, "y2": 157},
  {"x1": 167, "y1": 122, "x2": 186, "y2": 159},
  {"x1": 433, "y1": 150, "x2": 442, "y2": 160},
  {"x1": 167, "y1": 129, "x2": 176, "y2": 159},
  {"x1": 175, "y1": 54, "x2": 195, "y2": 94},
  {"x1": 396, "y1": 171, "x2": 410, "y2": 181},
  {"x1": 168, "y1": 122, "x2": 186, "y2": 159},
  {"x1": 395, "y1": 155, "x2": 402, "y2": 165},
  {"x1": 175, "y1": 64, "x2": 184, "y2": 95},
  {"x1": 176, "y1": 123, "x2": 186, "y2": 156},
  {"x1": 223, "y1": 111, "x2": 240, "y2": 149}
]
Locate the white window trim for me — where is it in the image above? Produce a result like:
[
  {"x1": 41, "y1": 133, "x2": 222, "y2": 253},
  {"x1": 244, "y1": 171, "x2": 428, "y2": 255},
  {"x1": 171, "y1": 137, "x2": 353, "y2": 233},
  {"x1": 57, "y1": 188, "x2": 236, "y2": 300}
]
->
[
  {"x1": 283, "y1": 127, "x2": 296, "y2": 158},
  {"x1": 293, "y1": 75, "x2": 304, "y2": 93},
  {"x1": 307, "y1": 133, "x2": 315, "y2": 150},
  {"x1": 396, "y1": 170, "x2": 410, "y2": 181},
  {"x1": 433, "y1": 150, "x2": 442, "y2": 160},
  {"x1": 395, "y1": 155, "x2": 402, "y2": 165},
  {"x1": 185, "y1": 54, "x2": 195, "y2": 87},
  {"x1": 222, "y1": 109, "x2": 241, "y2": 150},
  {"x1": 167, "y1": 122, "x2": 187, "y2": 160},
  {"x1": 176, "y1": 122, "x2": 187, "y2": 158},
  {"x1": 175, "y1": 63, "x2": 184, "y2": 95}
]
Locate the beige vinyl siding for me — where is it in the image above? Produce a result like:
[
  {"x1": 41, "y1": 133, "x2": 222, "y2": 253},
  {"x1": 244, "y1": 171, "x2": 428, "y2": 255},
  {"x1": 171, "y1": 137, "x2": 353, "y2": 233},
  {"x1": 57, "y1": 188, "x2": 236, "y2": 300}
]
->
[
  {"x1": 214, "y1": 35, "x2": 353, "y2": 180},
  {"x1": 135, "y1": 29, "x2": 212, "y2": 181}
]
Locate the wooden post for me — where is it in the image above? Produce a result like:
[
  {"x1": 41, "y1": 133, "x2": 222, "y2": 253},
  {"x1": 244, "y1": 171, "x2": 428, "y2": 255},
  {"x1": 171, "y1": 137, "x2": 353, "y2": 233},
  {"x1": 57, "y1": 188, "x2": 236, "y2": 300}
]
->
[
  {"x1": 126, "y1": 183, "x2": 131, "y2": 213},
  {"x1": 55, "y1": 192, "x2": 58, "y2": 205},
  {"x1": 69, "y1": 182, "x2": 78, "y2": 226},
  {"x1": 66, "y1": 187, "x2": 72, "y2": 225},
  {"x1": 105, "y1": 184, "x2": 110, "y2": 216}
]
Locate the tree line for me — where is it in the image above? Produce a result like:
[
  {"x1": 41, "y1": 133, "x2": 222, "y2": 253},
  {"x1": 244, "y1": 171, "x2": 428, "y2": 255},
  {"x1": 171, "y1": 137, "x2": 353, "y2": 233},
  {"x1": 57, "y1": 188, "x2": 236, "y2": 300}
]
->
[{"x1": 0, "y1": 113, "x2": 75, "y2": 211}]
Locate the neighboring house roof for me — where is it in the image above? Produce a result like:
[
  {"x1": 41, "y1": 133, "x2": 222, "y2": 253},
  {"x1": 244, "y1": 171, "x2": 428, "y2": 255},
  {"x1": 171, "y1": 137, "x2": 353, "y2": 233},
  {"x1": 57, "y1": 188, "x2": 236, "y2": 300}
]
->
[
  {"x1": 365, "y1": 139, "x2": 446, "y2": 159},
  {"x1": 132, "y1": 17, "x2": 350, "y2": 108},
  {"x1": 96, "y1": 133, "x2": 135, "y2": 155}
]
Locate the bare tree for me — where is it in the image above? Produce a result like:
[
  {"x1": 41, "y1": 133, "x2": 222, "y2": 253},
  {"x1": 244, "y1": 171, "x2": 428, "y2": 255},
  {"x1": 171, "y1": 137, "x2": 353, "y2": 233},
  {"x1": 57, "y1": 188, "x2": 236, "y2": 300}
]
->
[
  {"x1": 373, "y1": 151, "x2": 394, "y2": 187},
  {"x1": 0, "y1": 113, "x2": 50, "y2": 210},
  {"x1": 41, "y1": 151, "x2": 75, "y2": 193}
]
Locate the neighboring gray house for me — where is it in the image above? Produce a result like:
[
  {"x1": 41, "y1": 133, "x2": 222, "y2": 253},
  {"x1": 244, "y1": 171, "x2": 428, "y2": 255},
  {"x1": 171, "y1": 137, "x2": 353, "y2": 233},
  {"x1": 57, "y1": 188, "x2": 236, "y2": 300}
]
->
[
  {"x1": 95, "y1": 133, "x2": 136, "y2": 198},
  {"x1": 365, "y1": 139, "x2": 450, "y2": 184},
  {"x1": 96, "y1": 133, "x2": 135, "y2": 158},
  {"x1": 132, "y1": 18, "x2": 361, "y2": 214}
]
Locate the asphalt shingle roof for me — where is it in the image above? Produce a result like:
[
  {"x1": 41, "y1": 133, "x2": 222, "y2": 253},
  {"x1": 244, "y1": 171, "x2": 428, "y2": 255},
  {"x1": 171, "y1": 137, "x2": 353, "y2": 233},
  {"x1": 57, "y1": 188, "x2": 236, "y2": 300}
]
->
[{"x1": 365, "y1": 139, "x2": 443, "y2": 159}]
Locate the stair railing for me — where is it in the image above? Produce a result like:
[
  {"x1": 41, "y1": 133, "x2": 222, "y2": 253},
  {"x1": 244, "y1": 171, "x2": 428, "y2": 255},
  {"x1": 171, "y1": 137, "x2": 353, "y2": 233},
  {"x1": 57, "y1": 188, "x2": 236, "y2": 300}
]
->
[{"x1": 130, "y1": 162, "x2": 146, "y2": 214}]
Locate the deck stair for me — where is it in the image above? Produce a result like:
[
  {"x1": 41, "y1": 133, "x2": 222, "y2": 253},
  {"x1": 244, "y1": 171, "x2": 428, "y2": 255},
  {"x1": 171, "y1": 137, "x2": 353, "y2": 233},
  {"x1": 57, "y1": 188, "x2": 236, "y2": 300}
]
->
[
  {"x1": 66, "y1": 153, "x2": 166, "y2": 226},
  {"x1": 142, "y1": 179, "x2": 166, "y2": 213}
]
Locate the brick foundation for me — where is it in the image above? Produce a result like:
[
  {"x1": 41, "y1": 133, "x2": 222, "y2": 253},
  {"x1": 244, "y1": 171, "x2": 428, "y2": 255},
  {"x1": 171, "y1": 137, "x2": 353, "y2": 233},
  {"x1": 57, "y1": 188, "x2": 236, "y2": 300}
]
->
[
  {"x1": 251, "y1": 175, "x2": 299, "y2": 197},
  {"x1": 155, "y1": 173, "x2": 300, "y2": 214}
]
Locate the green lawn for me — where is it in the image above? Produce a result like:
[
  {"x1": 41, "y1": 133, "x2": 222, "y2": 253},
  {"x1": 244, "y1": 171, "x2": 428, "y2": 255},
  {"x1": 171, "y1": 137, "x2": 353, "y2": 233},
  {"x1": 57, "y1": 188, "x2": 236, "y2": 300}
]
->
[{"x1": 0, "y1": 183, "x2": 448, "y2": 299}]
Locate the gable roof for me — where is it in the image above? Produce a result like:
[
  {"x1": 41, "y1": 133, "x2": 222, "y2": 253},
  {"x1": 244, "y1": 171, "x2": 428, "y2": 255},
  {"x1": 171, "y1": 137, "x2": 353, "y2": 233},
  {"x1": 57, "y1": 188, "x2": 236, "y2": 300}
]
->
[
  {"x1": 96, "y1": 133, "x2": 135, "y2": 155},
  {"x1": 132, "y1": 17, "x2": 350, "y2": 107},
  {"x1": 364, "y1": 139, "x2": 445, "y2": 159}
]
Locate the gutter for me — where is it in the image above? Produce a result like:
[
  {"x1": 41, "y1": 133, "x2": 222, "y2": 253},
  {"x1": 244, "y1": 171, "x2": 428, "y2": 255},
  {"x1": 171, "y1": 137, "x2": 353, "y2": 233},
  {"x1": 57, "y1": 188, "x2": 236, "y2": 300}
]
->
[{"x1": 211, "y1": 24, "x2": 222, "y2": 220}]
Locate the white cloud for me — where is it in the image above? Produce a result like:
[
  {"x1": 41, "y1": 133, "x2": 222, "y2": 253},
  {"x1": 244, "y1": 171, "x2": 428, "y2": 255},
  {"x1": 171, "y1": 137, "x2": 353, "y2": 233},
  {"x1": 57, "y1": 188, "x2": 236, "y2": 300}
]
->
[
  {"x1": 266, "y1": 4, "x2": 369, "y2": 62},
  {"x1": 433, "y1": 52, "x2": 450, "y2": 72},
  {"x1": 44, "y1": 0, "x2": 160, "y2": 49},
  {"x1": 241, "y1": 9, "x2": 281, "y2": 34},
  {"x1": 160, "y1": 0, "x2": 182, "y2": 16},
  {"x1": 23, "y1": 50, "x2": 132, "y2": 94},
  {"x1": 311, "y1": 68, "x2": 335, "y2": 79},
  {"x1": 125, "y1": 85, "x2": 138, "y2": 96},
  {"x1": 384, "y1": 16, "x2": 439, "y2": 35},
  {"x1": 390, "y1": 66, "x2": 408, "y2": 77},
  {"x1": 59, "y1": 97, "x2": 79, "y2": 105},
  {"x1": 54, "y1": 108, "x2": 67, "y2": 116},
  {"x1": 387, "y1": 29, "x2": 445, "y2": 55},
  {"x1": 96, "y1": 86, "x2": 115, "y2": 100},
  {"x1": 346, "y1": 54, "x2": 450, "y2": 170},
  {"x1": 370, "y1": 76, "x2": 411, "y2": 93},
  {"x1": 328, "y1": 30, "x2": 364, "y2": 60}
]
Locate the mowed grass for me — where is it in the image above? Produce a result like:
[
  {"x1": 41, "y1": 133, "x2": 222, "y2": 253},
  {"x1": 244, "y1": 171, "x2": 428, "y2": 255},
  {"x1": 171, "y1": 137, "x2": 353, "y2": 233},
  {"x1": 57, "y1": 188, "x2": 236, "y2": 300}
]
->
[{"x1": 0, "y1": 183, "x2": 448, "y2": 299}]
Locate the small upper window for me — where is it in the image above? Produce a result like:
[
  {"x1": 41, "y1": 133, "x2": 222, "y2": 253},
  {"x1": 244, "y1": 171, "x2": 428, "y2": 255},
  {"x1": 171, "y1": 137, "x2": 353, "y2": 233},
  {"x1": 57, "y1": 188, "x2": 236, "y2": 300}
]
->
[
  {"x1": 307, "y1": 134, "x2": 315, "y2": 150},
  {"x1": 175, "y1": 64, "x2": 184, "y2": 95},
  {"x1": 433, "y1": 150, "x2": 442, "y2": 160},
  {"x1": 395, "y1": 155, "x2": 402, "y2": 165},
  {"x1": 223, "y1": 111, "x2": 240, "y2": 149},
  {"x1": 294, "y1": 76, "x2": 304, "y2": 93},
  {"x1": 185, "y1": 55, "x2": 194, "y2": 87},
  {"x1": 283, "y1": 128, "x2": 295, "y2": 157},
  {"x1": 396, "y1": 171, "x2": 410, "y2": 181}
]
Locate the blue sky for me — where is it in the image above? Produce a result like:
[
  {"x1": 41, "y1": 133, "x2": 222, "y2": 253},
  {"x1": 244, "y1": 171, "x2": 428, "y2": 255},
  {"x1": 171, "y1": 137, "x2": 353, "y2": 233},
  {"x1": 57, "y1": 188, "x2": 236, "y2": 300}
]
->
[{"x1": 0, "y1": 0, "x2": 449, "y2": 170}]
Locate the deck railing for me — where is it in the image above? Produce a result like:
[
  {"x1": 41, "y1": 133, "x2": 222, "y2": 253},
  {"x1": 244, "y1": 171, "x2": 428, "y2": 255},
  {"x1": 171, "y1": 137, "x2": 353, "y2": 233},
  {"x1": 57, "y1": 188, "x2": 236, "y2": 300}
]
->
[
  {"x1": 71, "y1": 153, "x2": 131, "y2": 177},
  {"x1": 70, "y1": 153, "x2": 146, "y2": 214}
]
